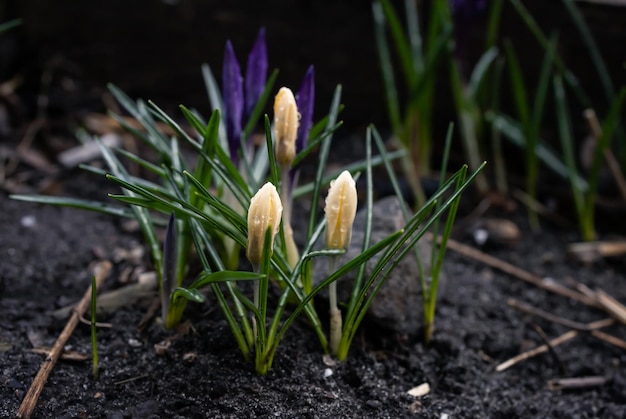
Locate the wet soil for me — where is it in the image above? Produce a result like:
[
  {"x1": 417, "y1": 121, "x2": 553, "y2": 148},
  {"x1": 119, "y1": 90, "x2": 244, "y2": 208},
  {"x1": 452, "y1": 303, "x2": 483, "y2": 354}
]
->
[
  {"x1": 2, "y1": 1, "x2": 626, "y2": 417},
  {"x1": 1, "y1": 167, "x2": 626, "y2": 418}
]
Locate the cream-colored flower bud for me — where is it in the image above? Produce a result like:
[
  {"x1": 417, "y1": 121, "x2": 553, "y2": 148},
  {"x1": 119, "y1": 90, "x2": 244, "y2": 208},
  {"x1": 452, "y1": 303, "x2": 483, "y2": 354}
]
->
[
  {"x1": 324, "y1": 171, "x2": 358, "y2": 250},
  {"x1": 246, "y1": 182, "x2": 283, "y2": 265},
  {"x1": 273, "y1": 87, "x2": 299, "y2": 167}
]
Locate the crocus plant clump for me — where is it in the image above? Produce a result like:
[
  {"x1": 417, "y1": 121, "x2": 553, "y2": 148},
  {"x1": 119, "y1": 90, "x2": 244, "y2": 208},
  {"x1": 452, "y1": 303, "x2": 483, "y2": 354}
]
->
[{"x1": 12, "y1": 28, "x2": 482, "y2": 373}]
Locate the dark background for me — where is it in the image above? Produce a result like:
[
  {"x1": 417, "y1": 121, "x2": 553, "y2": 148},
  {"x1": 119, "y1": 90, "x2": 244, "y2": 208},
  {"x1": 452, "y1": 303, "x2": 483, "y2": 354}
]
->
[{"x1": 1, "y1": 0, "x2": 625, "y2": 139}]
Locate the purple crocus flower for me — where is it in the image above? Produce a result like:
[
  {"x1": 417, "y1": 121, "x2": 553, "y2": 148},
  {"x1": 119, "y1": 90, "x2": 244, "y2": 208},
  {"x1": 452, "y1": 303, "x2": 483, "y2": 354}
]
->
[
  {"x1": 222, "y1": 41, "x2": 244, "y2": 161},
  {"x1": 296, "y1": 65, "x2": 315, "y2": 154},
  {"x1": 245, "y1": 28, "x2": 268, "y2": 121}
]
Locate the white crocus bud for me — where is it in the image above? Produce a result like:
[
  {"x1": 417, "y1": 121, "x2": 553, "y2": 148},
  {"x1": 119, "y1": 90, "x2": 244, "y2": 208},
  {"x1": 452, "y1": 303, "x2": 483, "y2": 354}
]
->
[
  {"x1": 273, "y1": 87, "x2": 299, "y2": 167},
  {"x1": 246, "y1": 182, "x2": 283, "y2": 266},
  {"x1": 324, "y1": 171, "x2": 358, "y2": 250}
]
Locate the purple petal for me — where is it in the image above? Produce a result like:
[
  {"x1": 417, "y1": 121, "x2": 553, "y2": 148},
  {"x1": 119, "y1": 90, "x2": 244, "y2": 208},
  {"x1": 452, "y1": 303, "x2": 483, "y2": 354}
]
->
[
  {"x1": 295, "y1": 65, "x2": 315, "y2": 153},
  {"x1": 245, "y1": 27, "x2": 268, "y2": 121},
  {"x1": 223, "y1": 40, "x2": 244, "y2": 160}
]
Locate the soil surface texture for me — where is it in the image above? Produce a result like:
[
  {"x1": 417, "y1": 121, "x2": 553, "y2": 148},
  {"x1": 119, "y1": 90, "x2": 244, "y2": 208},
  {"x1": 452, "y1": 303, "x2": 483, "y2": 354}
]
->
[
  {"x1": 2, "y1": 1, "x2": 626, "y2": 417},
  {"x1": 1, "y1": 169, "x2": 625, "y2": 418}
]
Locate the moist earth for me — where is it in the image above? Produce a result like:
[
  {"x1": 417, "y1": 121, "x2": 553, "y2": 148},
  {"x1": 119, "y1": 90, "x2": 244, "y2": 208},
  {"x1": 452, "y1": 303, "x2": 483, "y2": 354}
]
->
[{"x1": 1, "y1": 170, "x2": 625, "y2": 418}]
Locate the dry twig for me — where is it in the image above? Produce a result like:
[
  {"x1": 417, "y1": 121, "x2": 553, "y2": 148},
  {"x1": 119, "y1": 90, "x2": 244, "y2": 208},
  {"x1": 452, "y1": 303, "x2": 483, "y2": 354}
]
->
[
  {"x1": 507, "y1": 298, "x2": 601, "y2": 331},
  {"x1": 442, "y1": 236, "x2": 597, "y2": 306},
  {"x1": 508, "y1": 298, "x2": 626, "y2": 350},
  {"x1": 584, "y1": 108, "x2": 626, "y2": 203},
  {"x1": 495, "y1": 318, "x2": 614, "y2": 372},
  {"x1": 30, "y1": 347, "x2": 89, "y2": 362},
  {"x1": 17, "y1": 261, "x2": 111, "y2": 418},
  {"x1": 495, "y1": 330, "x2": 578, "y2": 372},
  {"x1": 547, "y1": 375, "x2": 609, "y2": 391}
]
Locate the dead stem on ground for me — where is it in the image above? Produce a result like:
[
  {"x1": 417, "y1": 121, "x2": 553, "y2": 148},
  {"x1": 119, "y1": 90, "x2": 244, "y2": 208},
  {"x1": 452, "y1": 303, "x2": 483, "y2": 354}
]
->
[
  {"x1": 440, "y1": 236, "x2": 626, "y2": 374},
  {"x1": 16, "y1": 261, "x2": 111, "y2": 419},
  {"x1": 547, "y1": 375, "x2": 609, "y2": 391},
  {"x1": 495, "y1": 318, "x2": 614, "y2": 372}
]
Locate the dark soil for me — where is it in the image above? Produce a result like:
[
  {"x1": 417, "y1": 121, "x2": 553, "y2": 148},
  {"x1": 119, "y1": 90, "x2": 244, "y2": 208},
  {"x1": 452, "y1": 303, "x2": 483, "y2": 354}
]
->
[
  {"x1": 2, "y1": 167, "x2": 626, "y2": 418},
  {"x1": 2, "y1": 1, "x2": 626, "y2": 417}
]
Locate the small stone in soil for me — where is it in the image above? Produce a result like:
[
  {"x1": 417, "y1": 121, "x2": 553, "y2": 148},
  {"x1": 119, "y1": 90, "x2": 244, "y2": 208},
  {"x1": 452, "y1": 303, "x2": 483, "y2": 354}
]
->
[
  {"x1": 322, "y1": 354, "x2": 336, "y2": 366},
  {"x1": 407, "y1": 382, "x2": 430, "y2": 397},
  {"x1": 20, "y1": 215, "x2": 37, "y2": 228},
  {"x1": 183, "y1": 352, "x2": 197, "y2": 363},
  {"x1": 127, "y1": 338, "x2": 142, "y2": 347},
  {"x1": 366, "y1": 399, "x2": 382, "y2": 409}
]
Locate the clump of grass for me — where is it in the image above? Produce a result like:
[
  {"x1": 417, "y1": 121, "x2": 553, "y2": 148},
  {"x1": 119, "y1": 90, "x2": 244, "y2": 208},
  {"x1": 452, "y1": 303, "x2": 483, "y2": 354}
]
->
[
  {"x1": 491, "y1": 0, "x2": 626, "y2": 240},
  {"x1": 373, "y1": 0, "x2": 497, "y2": 206}
]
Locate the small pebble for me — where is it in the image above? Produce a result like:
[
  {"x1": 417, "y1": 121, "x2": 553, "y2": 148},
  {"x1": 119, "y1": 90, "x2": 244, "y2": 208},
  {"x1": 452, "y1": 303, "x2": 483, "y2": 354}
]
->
[
  {"x1": 473, "y1": 228, "x2": 488, "y2": 246},
  {"x1": 128, "y1": 338, "x2": 142, "y2": 348},
  {"x1": 407, "y1": 382, "x2": 430, "y2": 397},
  {"x1": 366, "y1": 400, "x2": 381, "y2": 409},
  {"x1": 121, "y1": 219, "x2": 140, "y2": 233},
  {"x1": 322, "y1": 354, "x2": 336, "y2": 366},
  {"x1": 323, "y1": 368, "x2": 333, "y2": 378},
  {"x1": 20, "y1": 215, "x2": 37, "y2": 228},
  {"x1": 183, "y1": 352, "x2": 197, "y2": 363},
  {"x1": 154, "y1": 340, "x2": 171, "y2": 355}
]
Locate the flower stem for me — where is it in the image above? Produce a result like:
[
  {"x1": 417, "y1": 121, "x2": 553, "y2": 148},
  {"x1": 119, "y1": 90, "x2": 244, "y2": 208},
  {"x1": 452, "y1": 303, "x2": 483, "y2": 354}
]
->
[
  {"x1": 281, "y1": 166, "x2": 300, "y2": 269},
  {"x1": 253, "y1": 264, "x2": 260, "y2": 345},
  {"x1": 328, "y1": 256, "x2": 342, "y2": 355}
]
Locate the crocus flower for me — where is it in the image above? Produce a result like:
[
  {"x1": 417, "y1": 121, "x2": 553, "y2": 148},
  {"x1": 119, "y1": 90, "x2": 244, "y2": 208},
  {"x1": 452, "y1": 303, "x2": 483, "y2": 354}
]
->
[
  {"x1": 273, "y1": 87, "x2": 299, "y2": 167},
  {"x1": 222, "y1": 28, "x2": 268, "y2": 162},
  {"x1": 245, "y1": 28, "x2": 268, "y2": 121},
  {"x1": 246, "y1": 182, "x2": 283, "y2": 266},
  {"x1": 324, "y1": 171, "x2": 358, "y2": 250},
  {"x1": 296, "y1": 65, "x2": 315, "y2": 153},
  {"x1": 325, "y1": 170, "x2": 357, "y2": 356},
  {"x1": 222, "y1": 41, "x2": 244, "y2": 161}
]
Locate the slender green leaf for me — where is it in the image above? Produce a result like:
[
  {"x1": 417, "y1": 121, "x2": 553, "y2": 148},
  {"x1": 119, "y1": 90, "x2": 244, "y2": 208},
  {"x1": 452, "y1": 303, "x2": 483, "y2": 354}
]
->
[
  {"x1": 201, "y1": 63, "x2": 228, "y2": 150},
  {"x1": 171, "y1": 288, "x2": 205, "y2": 303},
  {"x1": 0, "y1": 18, "x2": 22, "y2": 33},
  {"x1": 187, "y1": 271, "x2": 265, "y2": 289},
  {"x1": 242, "y1": 69, "x2": 279, "y2": 141},
  {"x1": 488, "y1": 111, "x2": 589, "y2": 191},
  {"x1": 306, "y1": 85, "x2": 342, "y2": 239},
  {"x1": 553, "y1": 74, "x2": 585, "y2": 224},
  {"x1": 468, "y1": 47, "x2": 499, "y2": 97},
  {"x1": 584, "y1": 87, "x2": 626, "y2": 238},
  {"x1": 114, "y1": 147, "x2": 166, "y2": 177},
  {"x1": 504, "y1": 40, "x2": 529, "y2": 128},
  {"x1": 373, "y1": 1, "x2": 402, "y2": 136},
  {"x1": 509, "y1": 0, "x2": 591, "y2": 107},
  {"x1": 9, "y1": 195, "x2": 134, "y2": 219},
  {"x1": 378, "y1": 0, "x2": 416, "y2": 86},
  {"x1": 562, "y1": 0, "x2": 614, "y2": 102}
]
